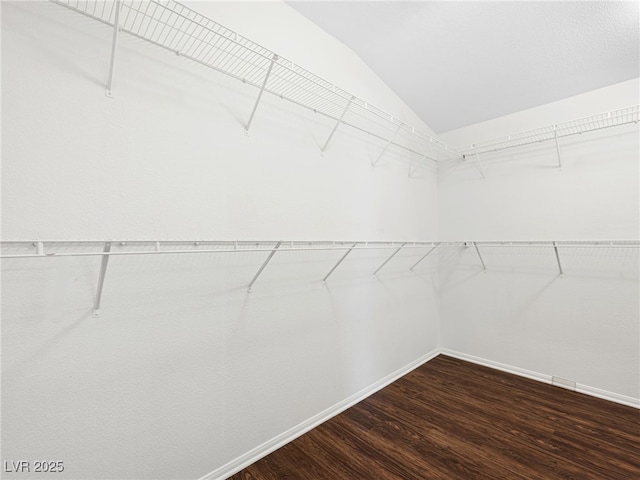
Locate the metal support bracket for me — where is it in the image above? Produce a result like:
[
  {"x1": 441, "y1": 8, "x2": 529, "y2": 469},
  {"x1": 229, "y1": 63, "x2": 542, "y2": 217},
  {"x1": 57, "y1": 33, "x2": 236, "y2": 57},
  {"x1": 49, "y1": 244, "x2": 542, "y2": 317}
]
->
[
  {"x1": 408, "y1": 152, "x2": 427, "y2": 178},
  {"x1": 473, "y1": 242, "x2": 487, "y2": 271},
  {"x1": 105, "y1": 0, "x2": 122, "y2": 98},
  {"x1": 323, "y1": 243, "x2": 357, "y2": 283},
  {"x1": 372, "y1": 127, "x2": 400, "y2": 167},
  {"x1": 553, "y1": 241, "x2": 564, "y2": 277},
  {"x1": 247, "y1": 241, "x2": 281, "y2": 292},
  {"x1": 474, "y1": 147, "x2": 486, "y2": 180},
  {"x1": 373, "y1": 242, "x2": 406, "y2": 275},
  {"x1": 409, "y1": 243, "x2": 439, "y2": 271},
  {"x1": 553, "y1": 127, "x2": 562, "y2": 169},
  {"x1": 245, "y1": 54, "x2": 278, "y2": 133},
  {"x1": 320, "y1": 96, "x2": 354, "y2": 153},
  {"x1": 93, "y1": 242, "x2": 112, "y2": 317}
]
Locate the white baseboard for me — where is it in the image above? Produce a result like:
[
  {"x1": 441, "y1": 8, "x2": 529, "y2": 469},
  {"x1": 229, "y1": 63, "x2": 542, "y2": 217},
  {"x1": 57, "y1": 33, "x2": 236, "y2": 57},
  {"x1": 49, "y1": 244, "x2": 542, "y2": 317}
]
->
[
  {"x1": 198, "y1": 348, "x2": 441, "y2": 480},
  {"x1": 200, "y1": 347, "x2": 638, "y2": 480},
  {"x1": 575, "y1": 383, "x2": 640, "y2": 408},
  {"x1": 440, "y1": 348, "x2": 640, "y2": 409}
]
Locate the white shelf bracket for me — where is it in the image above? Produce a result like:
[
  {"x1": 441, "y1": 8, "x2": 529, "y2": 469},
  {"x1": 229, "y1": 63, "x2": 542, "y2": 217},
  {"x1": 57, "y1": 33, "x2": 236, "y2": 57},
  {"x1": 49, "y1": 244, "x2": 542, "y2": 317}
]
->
[
  {"x1": 408, "y1": 152, "x2": 427, "y2": 178},
  {"x1": 247, "y1": 241, "x2": 281, "y2": 292},
  {"x1": 474, "y1": 147, "x2": 486, "y2": 180},
  {"x1": 105, "y1": 0, "x2": 121, "y2": 98},
  {"x1": 323, "y1": 242, "x2": 358, "y2": 283},
  {"x1": 373, "y1": 242, "x2": 406, "y2": 276},
  {"x1": 320, "y1": 96, "x2": 354, "y2": 153},
  {"x1": 553, "y1": 126, "x2": 562, "y2": 169},
  {"x1": 372, "y1": 127, "x2": 400, "y2": 167},
  {"x1": 245, "y1": 54, "x2": 278, "y2": 133},
  {"x1": 553, "y1": 241, "x2": 564, "y2": 277},
  {"x1": 473, "y1": 242, "x2": 487, "y2": 271},
  {"x1": 93, "y1": 242, "x2": 112, "y2": 317},
  {"x1": 409, "y1": 243, "x2": 439, "y2": 271}
]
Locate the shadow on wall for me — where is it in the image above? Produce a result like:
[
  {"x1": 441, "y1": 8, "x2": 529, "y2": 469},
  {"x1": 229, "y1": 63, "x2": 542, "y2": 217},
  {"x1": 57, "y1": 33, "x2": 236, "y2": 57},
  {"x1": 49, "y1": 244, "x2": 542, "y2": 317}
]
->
[
  {"x1": 438, "y1": 124, "x2": 638, "y2": 182},
  {"x1": 2, "y1": 309, "x2": 94, "y2": 380},
  {"x1": 439, "y1": 245, "x2": 639, "y2": 284},
  {"x1": 510, "y1": 275, "x2": 557, "y2": 322},
  {"x1": 6, "y1": 1, "x2": 107, "y2": 88}
]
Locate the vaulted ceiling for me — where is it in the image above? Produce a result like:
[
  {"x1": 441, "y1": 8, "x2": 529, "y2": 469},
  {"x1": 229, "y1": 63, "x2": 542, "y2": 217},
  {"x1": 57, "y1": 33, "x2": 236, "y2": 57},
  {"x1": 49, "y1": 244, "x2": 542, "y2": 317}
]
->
[{"x1": 286, "y1": 1, "x2": 640, "y2": 133}]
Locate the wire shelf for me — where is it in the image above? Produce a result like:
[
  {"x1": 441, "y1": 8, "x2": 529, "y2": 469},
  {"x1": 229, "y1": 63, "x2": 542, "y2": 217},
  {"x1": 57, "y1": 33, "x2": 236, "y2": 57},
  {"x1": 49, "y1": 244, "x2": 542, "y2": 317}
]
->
[
  {"x1": 50, "y1": 0, "x2": 458, "y2": 163},
  {"x1": 458, "y1": 105, "x2": 640, "y2": 156},
  {"x1": 2, "y1": 239, "x2": 638, "y2": 257},
  {"x1": 2, "y1": 239, "x2": 635, "y2": 314},
  {"x1": 0, "y1": 240, "x2": 439, "y2": 259},
  {"x1": 440, "y1": 240, "x2": 640, "y2": 248}
]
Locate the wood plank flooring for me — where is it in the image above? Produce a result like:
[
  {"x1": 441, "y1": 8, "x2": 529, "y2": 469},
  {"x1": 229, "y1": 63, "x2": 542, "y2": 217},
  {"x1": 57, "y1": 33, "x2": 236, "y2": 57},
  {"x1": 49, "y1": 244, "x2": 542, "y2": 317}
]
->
[{"x1": 229, "y1": 355, "x2": 640, "y2": 480}]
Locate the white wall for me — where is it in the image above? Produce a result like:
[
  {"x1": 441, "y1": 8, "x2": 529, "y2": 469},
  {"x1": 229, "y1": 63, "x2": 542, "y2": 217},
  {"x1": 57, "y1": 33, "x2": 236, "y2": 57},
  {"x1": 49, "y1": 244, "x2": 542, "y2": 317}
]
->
[
  {"x1": 1, "y1": 2, "x2": 439, "y2": 479},
  {"x1": 3, "y1": 2, "x2": 638, "y2": 479},
  {"x1": 438, "y1": 80, "x2": 640, "y2": 404}
]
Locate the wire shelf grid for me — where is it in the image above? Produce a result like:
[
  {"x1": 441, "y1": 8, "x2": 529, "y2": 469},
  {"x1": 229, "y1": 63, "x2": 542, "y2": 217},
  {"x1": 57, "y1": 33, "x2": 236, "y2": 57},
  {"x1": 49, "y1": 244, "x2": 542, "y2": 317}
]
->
[
  {"x1": 0, "y1": 240, "x2": 442, "y2": 259},
  {"x1": 51, "y1": 0, "x2": 457, "y2": 164},
  {"x1": 459, "y1": 105, "x2": 640, "y2": 156},
  {"x1": 440, "y1": 240, "x2": 640, "y2": 248},
  {"x1": 2, "y1": 240, "x2": 638, "y2": 259},
  {"x1": 47, "y1": 1, "x2": 638, "y2": 164}
]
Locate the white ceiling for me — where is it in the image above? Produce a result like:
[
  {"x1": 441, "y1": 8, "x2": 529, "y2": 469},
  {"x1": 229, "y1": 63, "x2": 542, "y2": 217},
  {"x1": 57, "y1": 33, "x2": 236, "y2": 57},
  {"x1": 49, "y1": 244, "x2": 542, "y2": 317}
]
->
[{"x1": 286, "y1": 1, "x2": 640, "y2": 133}]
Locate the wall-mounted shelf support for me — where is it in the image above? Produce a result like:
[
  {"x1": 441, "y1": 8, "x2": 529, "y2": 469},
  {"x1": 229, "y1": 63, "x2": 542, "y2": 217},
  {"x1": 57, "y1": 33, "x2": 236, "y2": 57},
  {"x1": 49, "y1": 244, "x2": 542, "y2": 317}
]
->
[
  {"x1": 409, "y1": 243, "x2": 439, "y2": 271},
  {"x1": 373, "y1": 242, "x2": 406, "y2": 275},
  {"x1": 473, "y1": 242, "x2": 487, "y2": 271},
  {"x1": 408, "y1": 152, "x2": 427, "y2": 178},
  {"x1": 553, "y1": 127, "x2": 562, "y2": 169},
  {"x1": 93, "y1": 242, "x2": 112, "y2": 317},
  {"x1": 474, "y1": 147, "x2": 486, "y2": 180},
  {"x1": 105, "y1": 0, "x2": 121, "y2": 98},
  {"x1": 553, "y1": 241, "x2": 563, "y2": 277},
  {"x1": 323, "y1": 242, "x2": 358, "y2": 283},
  {"x1": 247, "y1": 241, "x2": 281, "y2": 292},
  {"x1": 245, "y1": 54, "x2": 278, "y2": 133},
  {"x1": 372, "y1": 127, "x2": 400, "y2": 167},
  {"x1": 320, "y1": 96, "x2": 354, "y2": 153}
]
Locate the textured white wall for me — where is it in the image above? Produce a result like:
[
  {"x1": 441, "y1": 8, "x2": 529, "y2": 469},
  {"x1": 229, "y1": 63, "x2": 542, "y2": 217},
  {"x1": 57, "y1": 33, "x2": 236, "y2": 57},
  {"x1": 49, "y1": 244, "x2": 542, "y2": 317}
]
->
[
  {"x1": 438, "y1": 81, "x2": 640, "y2": 402},
  {"x1": 1, "y1": 2, "x2": 439, "y2": 479},
  {"x1": 3, "y1": 2, "x2": 638, "y2": 479}
]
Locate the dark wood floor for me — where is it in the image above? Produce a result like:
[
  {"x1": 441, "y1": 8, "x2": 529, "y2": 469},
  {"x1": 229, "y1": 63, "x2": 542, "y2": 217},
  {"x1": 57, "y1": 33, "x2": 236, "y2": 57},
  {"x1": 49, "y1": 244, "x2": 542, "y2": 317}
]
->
[{"x1": 229, "y1": 355, "x2": 640, "y2": 480}]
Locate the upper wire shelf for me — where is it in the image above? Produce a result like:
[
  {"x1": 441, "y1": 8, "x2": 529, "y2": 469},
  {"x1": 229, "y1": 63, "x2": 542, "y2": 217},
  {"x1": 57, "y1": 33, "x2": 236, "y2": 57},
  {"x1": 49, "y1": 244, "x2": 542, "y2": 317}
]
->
[
  {"x1": 458, "y1": 105, "x2": 640, "y2": 156},
  {"x1": 50, "y1": 0, "x2": 458, "y2": 163},
  {"x1": 46, "y1": 1, "x2": 638, "y2": 166}
]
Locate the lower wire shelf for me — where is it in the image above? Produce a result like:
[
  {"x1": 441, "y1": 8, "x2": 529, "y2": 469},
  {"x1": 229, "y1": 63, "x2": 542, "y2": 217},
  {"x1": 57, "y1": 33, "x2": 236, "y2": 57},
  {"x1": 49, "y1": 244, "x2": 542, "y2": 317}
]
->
[{"x1": 1, "y1": 239, "x2": 637, "y2": 316}]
